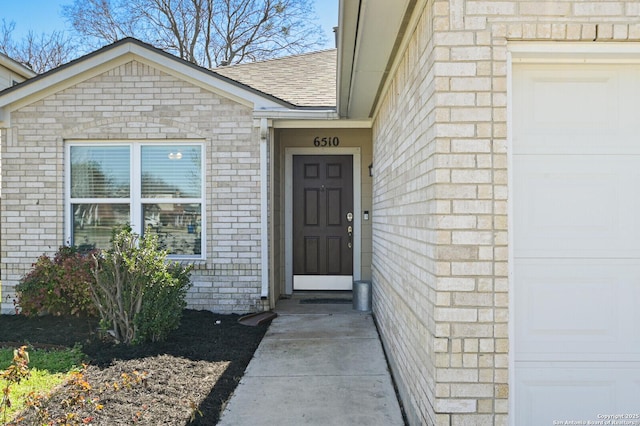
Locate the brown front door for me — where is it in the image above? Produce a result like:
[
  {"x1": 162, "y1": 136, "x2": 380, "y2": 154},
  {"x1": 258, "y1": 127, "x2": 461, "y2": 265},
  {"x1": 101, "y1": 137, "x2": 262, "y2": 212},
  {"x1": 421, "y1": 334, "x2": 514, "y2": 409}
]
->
[{"x1": 293, "y1": 155, "x2": 354, "y2": 290}]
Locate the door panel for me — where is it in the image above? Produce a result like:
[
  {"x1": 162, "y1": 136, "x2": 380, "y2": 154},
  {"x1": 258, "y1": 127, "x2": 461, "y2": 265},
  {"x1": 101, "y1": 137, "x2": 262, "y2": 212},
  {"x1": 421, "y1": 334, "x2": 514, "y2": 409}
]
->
[
  {"x1": 327, "y1": 189, "x2": 342, "y2": 225},
  {"x1": 293, "y1": 155, "x2": 353, "y2": 290},
  {"x1": 304, "y1": 237, "x2": 319, "y2": 273},
  {"x1": 327, "y1": 237, "x2": 342, "y2": 274},
  {"x1": 305, "y1": 190, "x2": 319, "y2": 225}
]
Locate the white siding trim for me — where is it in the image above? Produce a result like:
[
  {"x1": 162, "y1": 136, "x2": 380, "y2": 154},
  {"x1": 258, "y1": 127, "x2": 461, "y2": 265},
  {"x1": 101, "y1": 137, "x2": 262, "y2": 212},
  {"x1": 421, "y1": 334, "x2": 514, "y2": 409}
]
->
[
  {"x1": 509, "y1": 42, "x2": 640, "y2": 63},
  {"x1": 506, "y1": 49, "x2": 517, "y2": 426}
]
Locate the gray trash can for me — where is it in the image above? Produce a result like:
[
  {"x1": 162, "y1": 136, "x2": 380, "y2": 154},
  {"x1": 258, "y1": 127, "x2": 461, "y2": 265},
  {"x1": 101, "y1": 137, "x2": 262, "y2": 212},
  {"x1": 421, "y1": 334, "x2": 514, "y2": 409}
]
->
[{"x1": 352, "y1": 280, "x2": 372, "y2": 312}]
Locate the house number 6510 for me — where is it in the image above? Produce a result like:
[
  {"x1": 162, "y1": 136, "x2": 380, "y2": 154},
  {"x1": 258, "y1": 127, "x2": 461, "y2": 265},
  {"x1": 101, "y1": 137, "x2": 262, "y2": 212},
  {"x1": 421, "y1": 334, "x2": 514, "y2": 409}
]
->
[{"x1": 313, "y1": 136, "x2": 340, "y2": 147}]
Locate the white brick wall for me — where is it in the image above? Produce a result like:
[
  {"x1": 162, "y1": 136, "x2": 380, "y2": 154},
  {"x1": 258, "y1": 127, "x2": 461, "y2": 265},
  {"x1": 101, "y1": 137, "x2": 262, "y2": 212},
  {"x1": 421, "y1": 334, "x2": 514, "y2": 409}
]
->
[
  {"x1": 371, "y1": 1, "x2": 640, "y2": 425},
  {"x1": 1, "y1": 60, "x2": 263, "y2": 314}
]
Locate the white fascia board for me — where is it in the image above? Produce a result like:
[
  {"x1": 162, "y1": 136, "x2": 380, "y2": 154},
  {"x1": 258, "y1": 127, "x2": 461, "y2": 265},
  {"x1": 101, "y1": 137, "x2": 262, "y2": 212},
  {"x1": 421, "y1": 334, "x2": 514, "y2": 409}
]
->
[
  {"x1": 253, "y1": 108, "x2": 339, "y2": 120},
  {"x1": 0, "y1": 54, "x2": 36, "y2": 79},
  {"x1": 0, "y1": 52, "x2": 138, "y2": 111},
  {"x1": 0, "y1": 41, "x2": 286, "y2": 113},
  {"x1": 272, "y1": 118, "x2": 371, "y2": 129},
  {"x1": 337, "y1": 0, "x2": 360, "y2": 117},
  {"x1": 253, "y1": 104, "x2": 372, "y2": 127}
]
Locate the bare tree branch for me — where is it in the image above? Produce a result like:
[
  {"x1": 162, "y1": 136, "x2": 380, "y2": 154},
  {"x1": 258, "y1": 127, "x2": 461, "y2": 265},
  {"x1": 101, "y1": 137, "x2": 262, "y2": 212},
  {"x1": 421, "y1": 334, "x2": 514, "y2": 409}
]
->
[
  {"x1": 63, "y1": 0, "x2": 326, "y2": 67},
  {"x1": 1, "y1": 0, "x2": 327, "y2": 73},
  {"x1": 0, "y1": 20, "x2": 78, "y2": 73},
  {"x1": 61, "y1": 0, "x2": 138, "y2": 45}
]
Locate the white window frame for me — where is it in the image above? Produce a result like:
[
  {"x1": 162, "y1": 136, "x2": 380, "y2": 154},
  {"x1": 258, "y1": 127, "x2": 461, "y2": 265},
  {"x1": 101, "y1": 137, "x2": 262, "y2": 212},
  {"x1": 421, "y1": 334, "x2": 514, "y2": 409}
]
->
[{"x1": 65, "y1": 140, "x2": 206, "y2": 260}]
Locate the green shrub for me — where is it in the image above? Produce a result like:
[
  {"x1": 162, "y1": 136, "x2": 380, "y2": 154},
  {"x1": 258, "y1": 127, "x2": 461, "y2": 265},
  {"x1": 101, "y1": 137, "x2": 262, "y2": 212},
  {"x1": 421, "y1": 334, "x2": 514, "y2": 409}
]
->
[
  {"x1": 134, "y1": 262, "x2": 192, "y2": 343},
  {"x1": 90, "y1": 226, "x2": 192, "y2": 344},
  {"x1": 16, "y1": 246, "x2": 98, "y2": 317}
]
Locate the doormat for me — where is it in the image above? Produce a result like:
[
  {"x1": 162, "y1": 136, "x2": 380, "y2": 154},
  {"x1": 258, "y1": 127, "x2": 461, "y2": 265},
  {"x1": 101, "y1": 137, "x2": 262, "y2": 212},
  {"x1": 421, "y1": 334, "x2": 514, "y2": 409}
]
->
[{"x1": 299, "y1": 298, "x2": 352, "y2": 304}]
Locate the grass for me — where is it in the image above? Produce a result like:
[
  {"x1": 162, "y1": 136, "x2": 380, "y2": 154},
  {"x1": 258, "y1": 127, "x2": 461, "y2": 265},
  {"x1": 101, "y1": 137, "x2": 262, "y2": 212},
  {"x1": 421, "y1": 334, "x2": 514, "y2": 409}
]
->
[{"x1": 0, "y1": 346, "x2": 86, "y2": 423}]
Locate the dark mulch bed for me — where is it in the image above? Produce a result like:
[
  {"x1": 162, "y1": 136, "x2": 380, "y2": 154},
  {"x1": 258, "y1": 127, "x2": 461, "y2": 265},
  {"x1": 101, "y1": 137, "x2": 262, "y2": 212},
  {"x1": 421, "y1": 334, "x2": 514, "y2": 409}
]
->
[{"x1": 0, "y1": 310, "x2": 269, "y2": 425}]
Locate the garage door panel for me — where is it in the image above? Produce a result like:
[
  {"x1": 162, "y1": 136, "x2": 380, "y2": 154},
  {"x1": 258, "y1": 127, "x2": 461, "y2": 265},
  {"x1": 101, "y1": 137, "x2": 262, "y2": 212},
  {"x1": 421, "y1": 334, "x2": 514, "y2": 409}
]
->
[
  {"x1": 513, "y1": 65, "x2": 638, "y2": 155},
  {"x1": 519, "y1": 68, "x2": 618, "y2": 131},
  {"x1": 515, "y1": 260, "x2": 639, "y2": 360},
  {"x1": 514, "y1": 61, "x2": 640, "y2": 424},
  {"x1": 516, "y1": 266, "x2": 615, "y2": 343},
  {"x1": 514, "y1": 156, "x2": 640, "y2": 258},
  {"x1": 515, "y1": 365, "x2": 639, "y2": 426}
]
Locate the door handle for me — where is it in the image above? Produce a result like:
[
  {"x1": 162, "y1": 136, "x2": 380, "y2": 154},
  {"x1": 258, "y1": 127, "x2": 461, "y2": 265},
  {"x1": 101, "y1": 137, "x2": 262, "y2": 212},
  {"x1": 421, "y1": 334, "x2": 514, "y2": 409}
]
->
[{"x1": 347, "y1": 213, "x2": 353, "y2": 248}]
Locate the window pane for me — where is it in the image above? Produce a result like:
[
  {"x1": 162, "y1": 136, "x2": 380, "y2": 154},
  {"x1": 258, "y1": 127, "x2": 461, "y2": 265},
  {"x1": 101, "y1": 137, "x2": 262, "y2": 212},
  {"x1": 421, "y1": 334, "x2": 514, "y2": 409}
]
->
[
  {"x1": 141, "y1": 146, "x2": 201, "y2": 198},
  {"x1": 71, "y1": 146, "x2": 130, "y2": 198},
  {"x1": 72, "y1": 203, "x2": 130, "y2": 250},
  {"x1": 143, "y1": 203, "x2": 201, "y2": 255}
]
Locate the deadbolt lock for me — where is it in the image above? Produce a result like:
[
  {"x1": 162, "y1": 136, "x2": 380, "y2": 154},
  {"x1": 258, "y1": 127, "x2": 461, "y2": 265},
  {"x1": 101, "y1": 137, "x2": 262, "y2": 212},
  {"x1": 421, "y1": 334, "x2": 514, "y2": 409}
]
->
[{"x1": 346, "y1": 212, "x2": 354, "y2": 222}]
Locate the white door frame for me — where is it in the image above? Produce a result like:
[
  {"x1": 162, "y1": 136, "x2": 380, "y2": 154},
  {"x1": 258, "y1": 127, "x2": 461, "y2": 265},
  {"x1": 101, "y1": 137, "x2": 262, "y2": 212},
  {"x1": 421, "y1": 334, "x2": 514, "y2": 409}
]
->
[
  {"x1": 284, "y1": 147, "x2": 362, "y2": 294},
  {"x1": 507, "y1": 42, "x2": 640, "y2": 425}
]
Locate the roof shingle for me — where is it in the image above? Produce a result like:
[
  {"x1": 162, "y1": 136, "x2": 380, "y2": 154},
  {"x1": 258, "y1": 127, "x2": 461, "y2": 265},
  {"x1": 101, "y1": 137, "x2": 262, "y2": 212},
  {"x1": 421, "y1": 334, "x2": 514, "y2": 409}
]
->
[{"x1": 214, "y1": 49, "x2": 336, "y2": 108}]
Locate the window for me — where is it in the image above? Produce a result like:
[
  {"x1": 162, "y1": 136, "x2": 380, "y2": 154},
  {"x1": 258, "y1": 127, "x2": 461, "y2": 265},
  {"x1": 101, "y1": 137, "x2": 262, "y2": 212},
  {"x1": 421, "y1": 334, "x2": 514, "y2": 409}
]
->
[{"x1": 67, "y1": 142, "x2": 204, "y2": 258}]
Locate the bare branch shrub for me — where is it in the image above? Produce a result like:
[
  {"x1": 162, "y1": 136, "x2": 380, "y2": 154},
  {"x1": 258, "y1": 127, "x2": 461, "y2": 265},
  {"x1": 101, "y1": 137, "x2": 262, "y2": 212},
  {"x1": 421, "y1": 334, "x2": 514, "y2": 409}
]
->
[{"x1": 90, "y1": 227, "x2": 192, "y2": 344}]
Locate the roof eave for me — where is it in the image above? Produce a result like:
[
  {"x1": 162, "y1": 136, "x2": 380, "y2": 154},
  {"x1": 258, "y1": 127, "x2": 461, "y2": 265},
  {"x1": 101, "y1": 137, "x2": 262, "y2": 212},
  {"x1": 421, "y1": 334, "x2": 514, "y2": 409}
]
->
[
  {"x1": 254, "y1": 108, "x2": 339, "y2": 120},
  {"x1": 0, "y1": 53, "x2": 36, "y2": 79},
  {"x1": 337, "y1": 0, "x2": 414, "y2": 119},
  {"x1": 0, "y1": 38, "x2": 291, "y2": 117}
]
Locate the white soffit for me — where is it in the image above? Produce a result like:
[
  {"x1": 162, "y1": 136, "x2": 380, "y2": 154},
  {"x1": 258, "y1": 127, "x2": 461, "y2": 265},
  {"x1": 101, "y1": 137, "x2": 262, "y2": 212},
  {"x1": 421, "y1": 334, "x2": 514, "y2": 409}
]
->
[{"x1": 339, "y1": 0, "x2": 411, "y2": 119}]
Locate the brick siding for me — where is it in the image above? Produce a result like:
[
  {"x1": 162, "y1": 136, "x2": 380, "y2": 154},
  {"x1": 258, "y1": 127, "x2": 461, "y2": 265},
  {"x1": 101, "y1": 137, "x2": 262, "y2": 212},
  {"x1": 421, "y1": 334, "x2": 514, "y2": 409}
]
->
[
  {"x1": 371, "y1": 1, "x2": 640, "y2": 425},
  {"x1": 1, "y1": 60, "x2": 264, "y2": 314}
]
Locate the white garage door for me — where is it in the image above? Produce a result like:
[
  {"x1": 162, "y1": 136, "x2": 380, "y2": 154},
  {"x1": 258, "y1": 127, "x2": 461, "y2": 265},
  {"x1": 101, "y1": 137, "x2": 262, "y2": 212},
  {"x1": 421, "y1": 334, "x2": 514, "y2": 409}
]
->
[{"x1": 513, "y1": 63, "x2": 640, "y2": 425}]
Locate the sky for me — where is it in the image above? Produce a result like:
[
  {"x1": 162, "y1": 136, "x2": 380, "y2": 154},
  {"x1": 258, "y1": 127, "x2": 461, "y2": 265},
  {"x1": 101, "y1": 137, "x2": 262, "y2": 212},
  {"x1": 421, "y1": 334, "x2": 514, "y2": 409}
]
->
[{"x1": 2, "y1": 0, "x2": 339, "y2": 49}]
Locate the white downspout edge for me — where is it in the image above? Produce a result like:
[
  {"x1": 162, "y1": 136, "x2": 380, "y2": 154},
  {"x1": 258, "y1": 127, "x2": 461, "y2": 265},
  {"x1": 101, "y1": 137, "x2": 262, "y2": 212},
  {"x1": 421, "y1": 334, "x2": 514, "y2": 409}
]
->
[{"x1": 260, "y1": 118, "x2": 269, "y2": 299}]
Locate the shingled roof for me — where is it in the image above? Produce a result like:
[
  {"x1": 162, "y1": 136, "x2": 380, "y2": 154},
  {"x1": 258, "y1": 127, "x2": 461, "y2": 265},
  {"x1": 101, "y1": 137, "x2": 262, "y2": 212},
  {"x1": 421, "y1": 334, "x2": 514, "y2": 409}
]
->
[{"x1": 214, "y1": 49, "x2": 337, "y2": 108}]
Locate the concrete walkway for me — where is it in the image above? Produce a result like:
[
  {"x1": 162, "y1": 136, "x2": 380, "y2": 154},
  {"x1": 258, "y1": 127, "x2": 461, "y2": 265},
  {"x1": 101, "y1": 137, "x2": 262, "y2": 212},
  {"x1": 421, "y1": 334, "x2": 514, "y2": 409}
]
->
[{"x1": 218, "y1": 295, "x2": 405, "y2": 425}]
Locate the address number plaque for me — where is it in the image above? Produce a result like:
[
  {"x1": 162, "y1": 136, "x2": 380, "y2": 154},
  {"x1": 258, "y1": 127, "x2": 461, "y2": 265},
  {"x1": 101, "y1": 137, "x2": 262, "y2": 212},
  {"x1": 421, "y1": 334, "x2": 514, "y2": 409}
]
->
[{"x1": 313, "y1": 136, "x2": 340, "y2": 147}]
